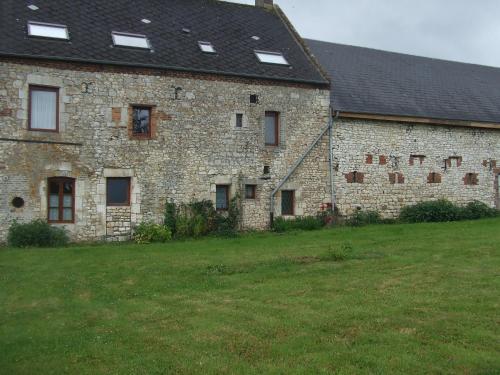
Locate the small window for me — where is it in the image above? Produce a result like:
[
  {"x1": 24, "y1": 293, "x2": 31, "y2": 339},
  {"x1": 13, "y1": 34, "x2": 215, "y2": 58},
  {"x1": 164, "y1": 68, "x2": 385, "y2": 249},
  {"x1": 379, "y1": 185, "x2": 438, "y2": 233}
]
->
[
  {"x1": 464, "y1": 173, "x2": 478, "y2": 186},
  {"x1": 281, "y1": 190, "x2": 295, "y2": 216},
  {"x1": 265, "y1": 111, "x2": 279, "y2": 146},
  {"x1": 48, "y1": 177, "x2": 75, "y2": 223},
  {"x1": 255, "y1": 51, "x2": 289, "y2": 65},
  {"x1": 236, "y1": 113, "x2": 243, "y2": 128},
  {"x1": 198, "y1": 41, "x2": 216, "y2": 53},
  {"x1": 245, "y1": 185, "x2": 256, "y2": 199},
  {"x1": 263, "y1": 166, "x2": 270, "y2": 175},
  {"x1": 112, "y1": 32, "x2": 150, "y2": 49},
  {"x1": 131, "y1": 106, "x2": 152, "y2": 138},
  {"x1": 28, "y1": 21, "x2": 68, "y2": 39},
  {"x1": 250, "y1": 94, "x2": 259, "y2": 104},
  {"x1": 216, "y1": 185, "x2": 229, "y2": 211},
  {"x1": 29, "y1": 86, "x2": 58, "y2": 131},
  {"x1": 427, "y1": 172, "x2": 441, "y2": 184},
  {"x1": 107, "y1": 178, "x2": 131, "y2": 206}
]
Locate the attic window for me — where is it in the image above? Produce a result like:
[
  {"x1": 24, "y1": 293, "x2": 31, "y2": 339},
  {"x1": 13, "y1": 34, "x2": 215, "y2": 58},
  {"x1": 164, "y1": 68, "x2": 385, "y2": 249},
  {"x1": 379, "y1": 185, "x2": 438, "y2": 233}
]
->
[
  {"x1": 27, "y1": 21, "x2": 68, "y2": 40},
  {"x1": 255, "y1": 51, "x2": 289, "y2": 65},
  {"x1": 198, "y1": 41, "x2": 216, "y2": 53},
  {"x1": 112, "y1": 32, "x2": 150, "y2": 49},
  {"x1": 27, "y1": 4, "x2": 39, "y2": 11}
]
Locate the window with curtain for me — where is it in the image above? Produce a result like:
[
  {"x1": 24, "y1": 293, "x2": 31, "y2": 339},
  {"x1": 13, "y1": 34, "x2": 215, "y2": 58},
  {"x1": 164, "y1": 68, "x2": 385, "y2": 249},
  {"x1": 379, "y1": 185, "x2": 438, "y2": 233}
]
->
[
  {"x1": 216, "y1": 185, "x2": 229, "y2": 211},
  {"x1": 29, "y1": 86, "x2": 58, "y2": 131},
  {"x1": 265, "y1": 111, "x2": 279, "y2": 146},
  {"x1": 131, "y1": 106, "x2": 152, "y2": 138},
  {"x1": 48, "y1": 177, "x2": 75, "y2": 223}
]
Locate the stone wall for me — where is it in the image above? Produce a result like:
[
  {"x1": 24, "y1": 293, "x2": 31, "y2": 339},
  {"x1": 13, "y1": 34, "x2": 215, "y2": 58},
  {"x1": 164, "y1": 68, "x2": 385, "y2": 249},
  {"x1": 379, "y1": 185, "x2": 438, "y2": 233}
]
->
[
  {"x1": 0, "y1": 59, "x2": 331, "y2": 242},
  {"x1": 332, "y1": 118, "x2": 500, "y2": 217}
]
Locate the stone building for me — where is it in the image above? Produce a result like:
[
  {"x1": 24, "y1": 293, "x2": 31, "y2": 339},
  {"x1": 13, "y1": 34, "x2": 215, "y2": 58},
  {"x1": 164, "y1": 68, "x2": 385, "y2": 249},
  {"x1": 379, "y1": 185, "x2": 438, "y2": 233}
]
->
[
  {"x1": 1, "y1": 0, "x2": 499, "y2": 243},
  {"x1": 0, "y1": 0, "x2": 331, "y2": 242},
  {"x1": 306, "y1": 40, "x2": 500, "y2": 217}
]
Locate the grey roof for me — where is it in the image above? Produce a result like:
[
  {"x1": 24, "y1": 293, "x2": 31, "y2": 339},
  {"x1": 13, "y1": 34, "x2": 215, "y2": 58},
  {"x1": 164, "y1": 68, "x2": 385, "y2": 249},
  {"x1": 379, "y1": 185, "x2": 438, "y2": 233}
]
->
[
  {"x1": 0, "y1": 0, "x2": 328, "y2": 85},
  {"x1": 306, "y1": 39, "x2": 500, "y2": 124}
]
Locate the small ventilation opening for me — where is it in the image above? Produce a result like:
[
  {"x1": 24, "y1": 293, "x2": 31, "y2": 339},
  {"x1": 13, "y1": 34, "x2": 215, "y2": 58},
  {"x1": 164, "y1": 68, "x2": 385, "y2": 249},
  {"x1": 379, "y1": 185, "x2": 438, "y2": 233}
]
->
[
  {"x1": 12, "y1": 197, "x2": 25, "y2": 208},
  {"x1": 263, "y1": 166, "x2": 270, "y2": 175},
  {"x1": 250, "y1": 94, "x2": 259, "y2": 104}
]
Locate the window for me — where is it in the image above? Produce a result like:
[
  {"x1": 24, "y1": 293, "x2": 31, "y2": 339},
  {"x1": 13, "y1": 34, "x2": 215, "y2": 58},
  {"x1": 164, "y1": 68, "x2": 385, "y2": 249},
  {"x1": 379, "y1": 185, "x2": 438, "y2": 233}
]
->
[
  {"x1": 198, "y1": 41, "x2": 216, "y2": 53},
  {"x1": 28, "y1": 21, "x2": 68, "y2": 39},
  {"x1": 427, "y1": 172, "x2": 441, "y2": 184},
  {"x1": 236, "y1": 113, "x2": 243, "y2": 128},
  {"x1": 112, "y1": 32, "x2": 150, "y2": 49},
  {"x1": 464, "y1": 173, "x2": 478, "y2": 186},
  {"x1": 250, "y1": 94, "x2": 259, "y2": 104},
  {"x1": 48, "y1": 177, "x2": 75, "y2": 223},
  {"x1": 265, "y1": 111, "x2": 279, "y2": 146},
  {"x1": 107, "y1": 178, "x2": 131, "y2": 206},
  {"x1": 263, "y1": 166, "x2": 270, "y2": 175},
  {"x1": 345, "y1": 171, "x2": 364, "y2": 183},
  {"x1": 131, "y1": 106, "x2": 152, "y2": 138},
  {"x1": 216, "y1": 185, "x2": 229, "y2": 211},
  {"x1": 245, "y1": 185, "x2": 256, "y2": 199},
  {"x1": 29, "y1": 86, "x2": 58, "y2": 131},
  {"x1": 255, "y1": 51, "x2": 289, "y2": 65},
  {"x1": 281, "y1": 190, "x2": 295, "y2": 216}
]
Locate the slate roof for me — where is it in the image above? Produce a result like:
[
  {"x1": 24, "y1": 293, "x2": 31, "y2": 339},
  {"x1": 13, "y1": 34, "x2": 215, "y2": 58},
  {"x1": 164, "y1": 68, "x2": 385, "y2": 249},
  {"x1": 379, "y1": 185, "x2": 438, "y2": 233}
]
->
[
  {"x1": 306, "y1": 39, "x2": 500, "y2": 124},
  {"x1": 0, "y1": 0, "x2": 328, "y2": 85}
]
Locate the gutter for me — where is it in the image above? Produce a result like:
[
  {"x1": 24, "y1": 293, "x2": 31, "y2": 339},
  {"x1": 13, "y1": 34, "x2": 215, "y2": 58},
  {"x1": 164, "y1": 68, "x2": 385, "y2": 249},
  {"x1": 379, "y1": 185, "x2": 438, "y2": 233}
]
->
[
  {"x1": 270, "y1": 106, "x2": 337, "y2": 226},
  {"x1": 0, "y1": 52, "x2": 330, "y2": 87},
  {"x1": 329, "y1": 110, "x2": 340, "y2": 210}
]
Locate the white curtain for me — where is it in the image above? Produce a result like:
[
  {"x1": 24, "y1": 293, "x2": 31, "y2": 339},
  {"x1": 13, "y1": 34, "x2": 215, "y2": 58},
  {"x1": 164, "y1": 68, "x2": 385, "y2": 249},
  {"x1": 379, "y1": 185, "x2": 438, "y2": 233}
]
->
[{"x1": 31, "y1": 90, "x2": 57, "y2": 130}]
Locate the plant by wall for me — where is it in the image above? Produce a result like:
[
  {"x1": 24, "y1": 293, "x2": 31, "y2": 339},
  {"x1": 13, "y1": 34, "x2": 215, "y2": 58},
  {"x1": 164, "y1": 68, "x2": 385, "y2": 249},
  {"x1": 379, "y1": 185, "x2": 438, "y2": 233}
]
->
[
  {"x1": 164, "y1": 196, "x2": 240, "y2": 239},
  {"x1": 8, "y1": 220, "x2": 69, "y2": 248}
]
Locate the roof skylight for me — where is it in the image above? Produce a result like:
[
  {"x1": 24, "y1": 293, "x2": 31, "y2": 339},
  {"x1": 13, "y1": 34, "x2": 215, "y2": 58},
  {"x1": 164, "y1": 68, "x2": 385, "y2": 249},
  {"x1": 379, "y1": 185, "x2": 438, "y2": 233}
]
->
[
  {"x1": 112, "y1": 32, "x2": 150, "y2": 49},
  {"x1": 198, "y1": 41, "x2": 216, "y2": 54},
  {"x1": 27, "y1": 4, "x2": 39, "y2": 11},
  {"x1": 141, "y1": 18, "x2": 151, "y2": 24},
  {"x1": 27, "y1": 21, "x2": 68, "y2": 39},
  {"x1": 255, "y1": 51, "x2": 289, "y2": 65}
]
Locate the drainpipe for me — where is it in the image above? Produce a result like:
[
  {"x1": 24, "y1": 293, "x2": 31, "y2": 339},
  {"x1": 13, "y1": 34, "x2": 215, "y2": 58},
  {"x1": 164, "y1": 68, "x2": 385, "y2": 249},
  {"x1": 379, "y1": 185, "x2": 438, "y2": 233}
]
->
[
  {"x1": 270, "y1": 106, "x2": 336, "y2": 226},
  {"x1": 329, "y1": 109, "x2": 340, "y2": 210}
]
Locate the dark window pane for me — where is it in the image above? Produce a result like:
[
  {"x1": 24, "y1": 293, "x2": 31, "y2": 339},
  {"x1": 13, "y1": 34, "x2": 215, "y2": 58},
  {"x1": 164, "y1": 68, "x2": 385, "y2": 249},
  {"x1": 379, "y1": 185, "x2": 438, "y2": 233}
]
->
[
  {"x1": 107, "y1": 178, "x2": 130, "y2": 206},
  {"x1": 49, "y1": 180, "x2": 60, "y2": 195},
  {"x1": 132, "y1": 107, "x2": 151, "y2": 135},
  {"x1": 265, "y1": 112, "x2": 278, "y2": 145},
  {"x1": 216, "y1": 185, "x2": 228, "y2": 210},
  {"x1": 245, "y1": 185, "x2": 256, "y2": 199},
  {"x1": 236, "y1": 113, "x2": 243, "y2": 128},
  {"x1": 281, "y1": 190, "x2": 294, "y2": 216}
]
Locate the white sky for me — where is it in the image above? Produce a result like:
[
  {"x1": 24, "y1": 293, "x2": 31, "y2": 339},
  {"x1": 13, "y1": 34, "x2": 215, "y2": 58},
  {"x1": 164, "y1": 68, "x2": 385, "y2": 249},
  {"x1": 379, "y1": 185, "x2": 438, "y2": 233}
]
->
[{"x1": 227, "y1": 0, "x2": 500, "y2": 67}]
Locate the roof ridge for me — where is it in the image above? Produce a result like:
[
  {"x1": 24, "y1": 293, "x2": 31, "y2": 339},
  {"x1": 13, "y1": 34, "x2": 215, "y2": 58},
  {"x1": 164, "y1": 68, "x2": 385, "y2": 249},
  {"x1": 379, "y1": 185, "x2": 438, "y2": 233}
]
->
[{"x1": 305, "y1": 38, "x2": 500, "y2": 71}]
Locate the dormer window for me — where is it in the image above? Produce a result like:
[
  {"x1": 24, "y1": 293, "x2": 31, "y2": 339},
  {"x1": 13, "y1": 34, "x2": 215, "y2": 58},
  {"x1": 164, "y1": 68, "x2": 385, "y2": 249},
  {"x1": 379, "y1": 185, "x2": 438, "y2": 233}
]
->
[
  {"x1": 255, "y1": 50, "x2": 288, "y2": 65},
  {"x1": 27, "y1": 21, "x2": 68, "y2": 40},
  {"x1": 112, "y1": 32, "x2": 150, "y2": 49},
  {"x1": 199, "y1": 41, "x2": 216, "y2": 53}
]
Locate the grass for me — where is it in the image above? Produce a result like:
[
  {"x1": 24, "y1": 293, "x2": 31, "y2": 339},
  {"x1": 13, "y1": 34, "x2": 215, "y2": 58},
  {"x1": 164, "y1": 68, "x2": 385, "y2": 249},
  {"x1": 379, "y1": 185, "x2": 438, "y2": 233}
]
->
[{"x1": 1, "y1": 219, "x2": 500, "y2": 374}]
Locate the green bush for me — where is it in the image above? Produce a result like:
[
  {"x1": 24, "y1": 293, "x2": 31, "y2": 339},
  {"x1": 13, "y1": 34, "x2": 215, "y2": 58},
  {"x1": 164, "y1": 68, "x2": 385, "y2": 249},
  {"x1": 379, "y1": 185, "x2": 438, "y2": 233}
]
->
[
  {"x1": 460, "y1": 201, "x2": 498, "y2": 220},
  {"x1": 164, "y1": 197, "x2": 240, "y2": 239},
  {"x1": 400, "y1": 199, "x2": 457, "y2": 223},
  {"x1": 347, "y1": 210, "x2": 382, "y2": 227},
  {"x1": 133, "y1": 222, "x2": 171, "y2": 244},
  {"x1": 272, "y1": 215, "x2": 324, "y2": 233},
  {"x1": 7, "y1": 220, "x2": 69, "y2": 248}
]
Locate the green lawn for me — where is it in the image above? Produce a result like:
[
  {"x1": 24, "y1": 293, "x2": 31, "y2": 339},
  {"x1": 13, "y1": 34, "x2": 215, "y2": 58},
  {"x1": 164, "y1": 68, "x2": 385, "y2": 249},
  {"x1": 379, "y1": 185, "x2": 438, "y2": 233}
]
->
[{"x1": 1, "y1": 219, "x2": 499, "y2": 374}]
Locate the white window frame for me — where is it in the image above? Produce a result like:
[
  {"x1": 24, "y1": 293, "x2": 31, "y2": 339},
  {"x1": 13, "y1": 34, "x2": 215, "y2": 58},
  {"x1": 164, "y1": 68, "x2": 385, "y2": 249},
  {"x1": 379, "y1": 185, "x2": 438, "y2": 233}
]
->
[
  {"x1": 27, "y1": 21, "x2": 69, "y2": 40},
  {"x1": 111, "y1": 31, "x2": 151, "y2": 49},
  {"x1": 254, "y1": 50, "x2": 289, "y2": 65},
  {"x1": 198, "y1": 41, "x2": 216, "y2": 54}
]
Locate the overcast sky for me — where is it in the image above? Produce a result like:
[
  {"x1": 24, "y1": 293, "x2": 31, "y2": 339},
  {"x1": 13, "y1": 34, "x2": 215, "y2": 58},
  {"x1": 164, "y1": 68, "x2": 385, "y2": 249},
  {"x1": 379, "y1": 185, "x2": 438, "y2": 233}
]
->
[{"x1": 228, "y1": 0, "x2": 500, "y2": 67}]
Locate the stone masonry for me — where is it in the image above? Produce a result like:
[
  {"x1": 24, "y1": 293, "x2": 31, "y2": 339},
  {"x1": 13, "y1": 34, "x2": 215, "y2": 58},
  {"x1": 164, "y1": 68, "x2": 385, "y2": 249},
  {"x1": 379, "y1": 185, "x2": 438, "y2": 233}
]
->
[{"x1": 0, "y1": 59, "x2": 330, "y2": 242}]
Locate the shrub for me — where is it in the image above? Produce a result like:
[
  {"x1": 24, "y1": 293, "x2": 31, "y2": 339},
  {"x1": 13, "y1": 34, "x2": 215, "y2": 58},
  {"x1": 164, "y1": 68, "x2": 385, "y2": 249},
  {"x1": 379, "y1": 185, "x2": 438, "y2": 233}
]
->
[
  {"x1": 459, "y1": 201, "x2": 498, "y2": 220},
  {"x1": 400, "y1": 199, "x2": 458, "y2": 223},
  {"x1": 272, "y1": 215, "x2": 324, "y2": 232},
  {"x1": 347, "y1": 210, "x2": 382, "y2": 227},
  {"x1": 7, "y1": 219, "x2": 69, "y2": 248},
  {"x1": 321, "y1": 243, "x2": 353, "y2": 262},
  {"x1": 133, "y1": 222, "x2": 171, "y2": 244},
  {"x1": 164, "y1": 197, "x2": 240, "y2": 239}
]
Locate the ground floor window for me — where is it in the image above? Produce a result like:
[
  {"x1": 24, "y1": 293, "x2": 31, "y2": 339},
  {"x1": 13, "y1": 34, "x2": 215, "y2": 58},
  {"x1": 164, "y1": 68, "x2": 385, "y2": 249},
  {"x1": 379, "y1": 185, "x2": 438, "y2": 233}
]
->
[
  {"x1": 48, "y1": 177, "x2": 75, "y2": 223},
  {"x1": 107, "y1": 177, "x2": 131, "y2": 206},
  {"x1": 216, "y1": 185, "x2": 229, "y2": 211},
  {"x1": 245, "y1": 184, "x2": 256, "y2": 199},
  {"x1": 281, "y1": 190, "x2": 295, "y2": 216}
]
